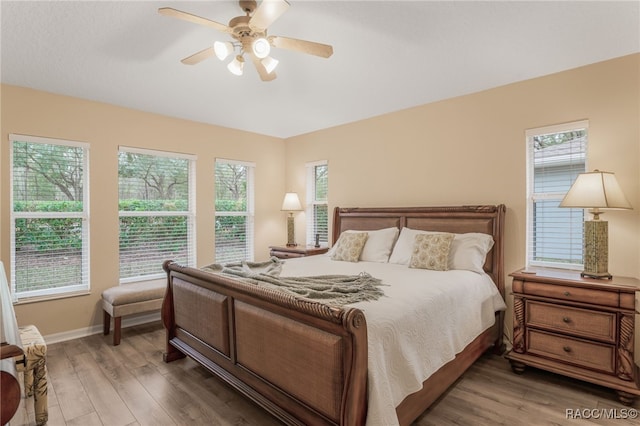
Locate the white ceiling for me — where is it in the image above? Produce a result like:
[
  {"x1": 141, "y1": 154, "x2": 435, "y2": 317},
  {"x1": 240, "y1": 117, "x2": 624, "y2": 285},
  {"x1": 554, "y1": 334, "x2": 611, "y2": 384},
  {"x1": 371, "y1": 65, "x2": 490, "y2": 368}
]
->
[{"x1": 2, "y1": 1, "x2": 639, "y2": 139}]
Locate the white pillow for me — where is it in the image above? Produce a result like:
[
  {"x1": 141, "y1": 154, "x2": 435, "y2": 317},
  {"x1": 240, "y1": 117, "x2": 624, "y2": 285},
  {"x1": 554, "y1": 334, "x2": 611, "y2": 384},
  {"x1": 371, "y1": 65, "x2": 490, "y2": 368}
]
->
[
  {"x1": 327, "y1": 227, "x2": 400, "y2": 263},
  {"x1": 450, "y1": 232, "x2": 495, "y2": 273},
  {"x1": 388, "y1": 228, "x2": 426, "y2": 265},
  {"x1": 388, "y1": 227, "x2": 493, "y2": 273}
]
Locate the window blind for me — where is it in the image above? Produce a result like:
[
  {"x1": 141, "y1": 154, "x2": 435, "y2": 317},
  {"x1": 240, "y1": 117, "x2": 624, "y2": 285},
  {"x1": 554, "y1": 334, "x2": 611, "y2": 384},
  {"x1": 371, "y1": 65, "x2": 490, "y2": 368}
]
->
[
  {"x1": 306, "y1": 161, "x2": 329, "y2": 246},
  {"x1": 118, "y1": 148, "x2": 196, "y2": 282},
  {"x1": 215, "y1": 159, "x2": 255, "y2": 263},
  {"x1": 10, "y1": 134, "x2": 90, "y2": 300},
  {"x1": 526, "y1": 122, "x2": 587, "y2": 269}
]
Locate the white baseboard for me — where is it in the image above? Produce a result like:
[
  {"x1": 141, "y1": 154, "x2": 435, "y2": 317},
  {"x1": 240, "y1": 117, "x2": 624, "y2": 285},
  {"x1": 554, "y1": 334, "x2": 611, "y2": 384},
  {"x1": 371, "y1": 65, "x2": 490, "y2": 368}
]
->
[{"x1": 42, "y1": 312, "x2": 161, "y2": 344}]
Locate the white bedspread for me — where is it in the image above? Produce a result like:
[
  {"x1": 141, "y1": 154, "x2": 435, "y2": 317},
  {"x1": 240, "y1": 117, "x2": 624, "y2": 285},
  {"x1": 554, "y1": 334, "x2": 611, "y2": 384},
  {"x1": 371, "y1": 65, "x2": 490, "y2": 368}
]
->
[{"x1": 280, "y1": 255, "x2": 506, "y2": 426}]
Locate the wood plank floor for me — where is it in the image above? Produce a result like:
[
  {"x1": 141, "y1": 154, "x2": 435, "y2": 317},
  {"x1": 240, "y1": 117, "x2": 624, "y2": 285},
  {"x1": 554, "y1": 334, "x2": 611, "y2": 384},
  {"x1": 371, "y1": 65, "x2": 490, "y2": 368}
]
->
[{"x1": 10, "y1": 321, "x2": 640, "y2": 425}]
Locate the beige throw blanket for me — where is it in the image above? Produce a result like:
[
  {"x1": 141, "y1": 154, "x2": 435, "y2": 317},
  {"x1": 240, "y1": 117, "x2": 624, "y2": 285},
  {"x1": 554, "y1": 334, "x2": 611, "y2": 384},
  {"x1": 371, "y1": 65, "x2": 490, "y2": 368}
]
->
[{"x1": 201, "y1": 257, "x2": 384, "y2": 306}]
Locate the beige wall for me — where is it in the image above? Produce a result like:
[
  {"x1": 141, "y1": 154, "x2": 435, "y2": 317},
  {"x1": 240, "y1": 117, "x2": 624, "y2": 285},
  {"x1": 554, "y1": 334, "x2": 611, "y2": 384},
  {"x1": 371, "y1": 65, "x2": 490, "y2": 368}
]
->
[
  {"x1": 2, "y1": 54, "x2": 639, "y2": 340},
  {"x1": 284, "y1": 54, "x2": 640, "y2": 343},
  {"x1": 0, "y1": 85, "x2": 286, "y2": 336}
]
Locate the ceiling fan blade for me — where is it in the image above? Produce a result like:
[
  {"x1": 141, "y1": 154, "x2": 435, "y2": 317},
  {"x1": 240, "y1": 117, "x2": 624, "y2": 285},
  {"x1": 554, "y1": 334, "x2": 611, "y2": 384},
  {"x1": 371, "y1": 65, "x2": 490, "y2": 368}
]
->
[
  {"x1": 250, "y1": 53, "x2": 277, "y2": 81},
  {"x1": 270, "y1": 36, "x2": 333, "y2": 58},
  {"x1": 249, "y1": 0, "x2": 290, "y2": 31},
  {"x1": 158, "y1": 7, "x2": 232, "y2": 34},
  {"x1": 181, "y1": 47, "x2": 215, "y2": 65}
]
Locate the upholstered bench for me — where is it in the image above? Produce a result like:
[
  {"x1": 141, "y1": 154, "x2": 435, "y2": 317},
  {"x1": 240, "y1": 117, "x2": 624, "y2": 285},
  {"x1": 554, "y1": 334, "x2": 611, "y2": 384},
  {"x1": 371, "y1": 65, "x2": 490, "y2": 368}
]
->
[
  {"x1": 17, "y1": 324, "x2": 48, "y2": 426},
  {"x1": 101, "y1": 280, "x2": 165, "y2": 346}
]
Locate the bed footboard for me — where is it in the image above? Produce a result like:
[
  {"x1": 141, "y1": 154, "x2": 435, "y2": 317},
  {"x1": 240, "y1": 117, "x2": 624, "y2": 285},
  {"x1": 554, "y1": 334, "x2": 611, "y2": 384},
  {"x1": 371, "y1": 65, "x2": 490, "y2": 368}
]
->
[{"x1": 161, "y1": 261, "x2": 368, "y2": 426}]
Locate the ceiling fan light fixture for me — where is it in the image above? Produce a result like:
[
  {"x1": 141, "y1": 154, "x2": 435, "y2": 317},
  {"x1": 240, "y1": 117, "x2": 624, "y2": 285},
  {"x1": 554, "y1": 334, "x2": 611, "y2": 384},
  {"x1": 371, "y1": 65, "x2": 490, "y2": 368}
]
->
[
  {"x1": 227, "y1": 55, "x2": 245, "y2": 75},
  {"x1": 261, "y1": 56, "x2": 279, "y2": 74},
  {"x1": 160, "y1": 1, "x2": 333, "y2": 82},
  {"x1": 252, "y1": 37, "x2": 271, "y2": 59},
  {"x1": 214, "y1": 41, "x2": 234, "y2": 61}
]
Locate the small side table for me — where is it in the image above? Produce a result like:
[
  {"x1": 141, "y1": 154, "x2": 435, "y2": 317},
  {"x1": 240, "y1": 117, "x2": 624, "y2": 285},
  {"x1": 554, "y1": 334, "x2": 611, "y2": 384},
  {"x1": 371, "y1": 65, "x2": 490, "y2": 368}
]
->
[{"x1": 269, "y1": 245, "x2": 328, "y2": 259}]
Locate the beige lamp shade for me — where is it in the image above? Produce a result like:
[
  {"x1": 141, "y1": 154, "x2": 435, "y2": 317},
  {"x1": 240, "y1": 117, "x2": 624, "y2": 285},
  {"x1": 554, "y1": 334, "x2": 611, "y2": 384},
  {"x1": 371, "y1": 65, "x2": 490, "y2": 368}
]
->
[
  {"x1": 560, "y1": 170, "x2": 632, "y2": 212},
  {"x1": 281, "y1": 192, "x2": 302, "y2": 211}
]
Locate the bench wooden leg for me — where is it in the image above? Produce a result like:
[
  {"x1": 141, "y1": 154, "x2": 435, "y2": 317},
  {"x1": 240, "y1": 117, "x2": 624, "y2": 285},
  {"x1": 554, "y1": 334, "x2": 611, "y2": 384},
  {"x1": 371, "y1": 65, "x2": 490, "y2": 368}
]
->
[
  {"x1": 103, "y1": 310, "x2": 111, "y2": 335},
  {"x1": 113, "y1": 316, "x2": 122, "y2": 346}
]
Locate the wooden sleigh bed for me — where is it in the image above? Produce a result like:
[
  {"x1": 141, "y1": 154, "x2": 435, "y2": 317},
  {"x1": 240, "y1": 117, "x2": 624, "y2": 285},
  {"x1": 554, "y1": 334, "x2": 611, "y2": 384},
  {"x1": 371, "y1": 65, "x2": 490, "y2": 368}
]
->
[{"x1": 162, "y1": 205, "x2": 506, "y2": 425}]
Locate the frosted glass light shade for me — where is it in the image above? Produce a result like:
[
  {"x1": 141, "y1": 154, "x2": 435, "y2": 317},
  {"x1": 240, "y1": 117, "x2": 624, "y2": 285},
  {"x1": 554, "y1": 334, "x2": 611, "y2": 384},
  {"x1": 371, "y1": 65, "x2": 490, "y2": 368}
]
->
[
  {"x1": 214, "y1": 41, "x2": 234, "y2": 60},
  {"x1": 261, "y1": 56, "x2": 279, "y2": 74},
  {"x1": 560, "y1": 170, "x2": 632, "y2": 211},
  {"x1": 281, "y1": 192, "x2": 302, "y2": 211},
  {"x1": 227, "y1": 55, "x2": 245, "y2": 76},
  {"x1": 252, "y1": 37, "x2": 271, "y2": 59}
]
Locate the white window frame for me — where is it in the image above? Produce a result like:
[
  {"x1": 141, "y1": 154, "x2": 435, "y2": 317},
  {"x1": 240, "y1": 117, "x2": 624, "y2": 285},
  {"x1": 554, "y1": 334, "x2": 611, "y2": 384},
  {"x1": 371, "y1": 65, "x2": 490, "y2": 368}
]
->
[
  {"x1": 526, "y1": 120, "x2": 588, "y2": 270},
  {"x1": 9, "y1": 134, "x2": 90, "y2": 301},
  {"x1": 214, "y1": 158, "x2": 255, "y2": 263},
  {"x1": 306, "y1": 160, "x2": 328, "y2": 246},
  {"x1": 118, "y1": 146, "x2": 196, "y2": 283}
]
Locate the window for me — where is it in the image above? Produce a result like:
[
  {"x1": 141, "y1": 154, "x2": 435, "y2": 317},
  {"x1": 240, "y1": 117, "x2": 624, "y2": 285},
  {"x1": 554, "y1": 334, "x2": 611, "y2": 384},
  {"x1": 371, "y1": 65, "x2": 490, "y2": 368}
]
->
[
  {"x1": 118, "y1": 147, "x2": 195, "y2": 282},
  {"x1": 215, "y1": 159, "x2": 255, "y2": 263},
  {"x1": 10, "y1": 134, "x2": 90, "y2": 300},
  {"x1": 526, "y1": 121, "x2": 587, "y2": 269},
  {"x1": 306, "y1": 161, "x2": 328, "y2": 246}
]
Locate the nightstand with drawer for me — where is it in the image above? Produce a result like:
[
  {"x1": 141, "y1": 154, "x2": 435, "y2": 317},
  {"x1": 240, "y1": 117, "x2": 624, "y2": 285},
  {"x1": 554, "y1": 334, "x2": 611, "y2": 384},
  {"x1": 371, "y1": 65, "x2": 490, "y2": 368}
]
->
[
  {"x1": 505, "y1": 267, "x2": 640, "y2": 405},
  {"x1": 269, "y1": 245, "x2": 328, "y2": 259}
]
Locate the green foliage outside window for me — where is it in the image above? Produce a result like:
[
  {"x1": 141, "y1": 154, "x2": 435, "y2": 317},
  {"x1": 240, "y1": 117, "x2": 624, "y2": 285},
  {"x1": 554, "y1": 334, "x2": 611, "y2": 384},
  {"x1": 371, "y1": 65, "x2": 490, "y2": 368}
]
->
[
  {"x1": 11, "y1": 139, "x2": 88, "y2": 295},
  {"x1": 214, "y1": 200, "x2": 248, "y2": 256},
  {"x1": 533, "y1": 130, "x2": 586, "y2": 151},
  {"x1": 215, "y1": 162, "x2": 252, "y2": 263},
  {"x1": 14, "y1": 217, "x2": 83, "y2": 251},
  {"x1": 13, "y1": 142, "x2": 84, "y2": 202},
  {"x1": 13, "y1": 199, "x2": 189, "y2": 254},
  {"x1": 315, "y1": 165, "x2": 328, "y2": 201}
]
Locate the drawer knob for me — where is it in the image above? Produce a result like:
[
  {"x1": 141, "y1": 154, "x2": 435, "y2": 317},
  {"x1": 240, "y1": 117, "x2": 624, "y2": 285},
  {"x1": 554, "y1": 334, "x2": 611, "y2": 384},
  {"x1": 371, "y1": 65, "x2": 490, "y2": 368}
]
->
[
  {"x1": 563, "y1": 291, "x2": 570, "y2": 297},
  {"x1": 563, "y1": 346, "x2": 572, "y2": 353},
  {"x1": 562, "y1": 317, "x2": 571, "y2": 323}
]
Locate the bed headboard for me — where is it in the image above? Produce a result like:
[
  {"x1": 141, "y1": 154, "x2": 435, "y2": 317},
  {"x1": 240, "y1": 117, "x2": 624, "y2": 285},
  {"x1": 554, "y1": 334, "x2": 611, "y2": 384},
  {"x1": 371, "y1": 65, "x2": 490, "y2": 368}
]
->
[{"x1": 332, "y1": 205, "x2": 506, "y2": 296}]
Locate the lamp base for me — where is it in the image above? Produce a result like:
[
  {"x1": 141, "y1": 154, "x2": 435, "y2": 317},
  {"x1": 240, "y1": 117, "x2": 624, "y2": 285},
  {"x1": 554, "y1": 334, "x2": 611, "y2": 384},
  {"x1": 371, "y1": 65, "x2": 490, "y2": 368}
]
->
[
  {"x1": 286, "y1": 214, "x2": 297, "y2": 247},
  {"x1": 583, "y1": 219, "x2": 611, "y2": 280}
]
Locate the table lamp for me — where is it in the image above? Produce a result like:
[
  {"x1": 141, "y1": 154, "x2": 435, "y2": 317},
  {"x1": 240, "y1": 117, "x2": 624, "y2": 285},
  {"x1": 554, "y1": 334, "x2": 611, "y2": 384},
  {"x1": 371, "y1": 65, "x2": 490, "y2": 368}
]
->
[
  {"x1": 559, "y1": 170, "x2": 632, "y2": 279},
  {"x1": 281, "y1": 192, "x2": 302, "y2": 247}
]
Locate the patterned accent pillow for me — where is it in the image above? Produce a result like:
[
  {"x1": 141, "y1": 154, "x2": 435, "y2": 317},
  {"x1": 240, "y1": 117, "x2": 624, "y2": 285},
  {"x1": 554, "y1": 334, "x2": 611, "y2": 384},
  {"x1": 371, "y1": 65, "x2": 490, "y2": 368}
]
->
[
  {"x1": 409, "y1": 233, "x2": 455, "y2": 271},
  {"x1": 331, "y1": 232, "x2": 369, "y2": 262}
]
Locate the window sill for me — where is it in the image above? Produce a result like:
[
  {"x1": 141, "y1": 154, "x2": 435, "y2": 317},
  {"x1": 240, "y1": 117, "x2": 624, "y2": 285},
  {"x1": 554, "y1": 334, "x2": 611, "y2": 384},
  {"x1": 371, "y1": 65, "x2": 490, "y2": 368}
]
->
[{"x1": 13, "y1": 290, "x2": 91, "y2": 306}]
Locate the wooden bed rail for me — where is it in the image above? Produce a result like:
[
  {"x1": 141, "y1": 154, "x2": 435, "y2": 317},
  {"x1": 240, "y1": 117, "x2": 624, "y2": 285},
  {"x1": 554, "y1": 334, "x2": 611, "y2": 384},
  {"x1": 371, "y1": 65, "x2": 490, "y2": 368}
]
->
[{"x1": 162, "y1": 260, "x2": 368, "y2": 426}]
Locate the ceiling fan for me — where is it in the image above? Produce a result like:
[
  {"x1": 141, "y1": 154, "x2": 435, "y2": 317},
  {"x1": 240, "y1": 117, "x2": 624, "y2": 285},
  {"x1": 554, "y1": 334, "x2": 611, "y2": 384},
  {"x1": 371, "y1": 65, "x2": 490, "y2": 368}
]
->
[{"x1": 159, "y1": 0, "x2": 333, "y2": 81}]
